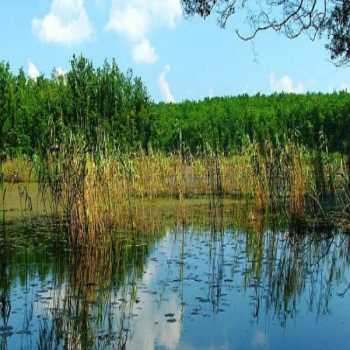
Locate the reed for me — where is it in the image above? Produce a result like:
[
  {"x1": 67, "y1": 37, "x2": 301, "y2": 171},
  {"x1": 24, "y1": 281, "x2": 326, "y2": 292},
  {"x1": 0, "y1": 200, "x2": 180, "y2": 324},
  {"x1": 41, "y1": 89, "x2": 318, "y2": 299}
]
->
[{"x1": 27, "y1": 134, "x2": 349, "y2": 244}]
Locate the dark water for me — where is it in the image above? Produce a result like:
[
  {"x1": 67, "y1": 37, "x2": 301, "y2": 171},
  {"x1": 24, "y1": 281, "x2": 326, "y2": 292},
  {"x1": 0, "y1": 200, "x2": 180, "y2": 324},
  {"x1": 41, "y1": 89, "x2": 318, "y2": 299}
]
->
[{"x1": 1, "y1": 199, "x2": 350, "y2": 350}]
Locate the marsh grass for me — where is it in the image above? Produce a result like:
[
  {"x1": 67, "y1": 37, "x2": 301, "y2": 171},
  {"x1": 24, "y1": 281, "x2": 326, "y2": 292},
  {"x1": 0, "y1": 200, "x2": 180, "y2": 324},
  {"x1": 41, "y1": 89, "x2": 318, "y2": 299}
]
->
[
  {"x1": 8, "y1": 134, "x2": 348, "y2": 245},
  {"x1": 247, "y1": 141, "x2": 311, "y2": 216}
]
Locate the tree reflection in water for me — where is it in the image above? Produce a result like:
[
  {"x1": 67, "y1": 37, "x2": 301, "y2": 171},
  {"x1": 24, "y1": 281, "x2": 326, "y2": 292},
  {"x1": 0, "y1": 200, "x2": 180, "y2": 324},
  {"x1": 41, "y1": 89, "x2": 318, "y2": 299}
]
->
[{"x1": 0, "y1": 200, "x2": 349, "y2": 349}]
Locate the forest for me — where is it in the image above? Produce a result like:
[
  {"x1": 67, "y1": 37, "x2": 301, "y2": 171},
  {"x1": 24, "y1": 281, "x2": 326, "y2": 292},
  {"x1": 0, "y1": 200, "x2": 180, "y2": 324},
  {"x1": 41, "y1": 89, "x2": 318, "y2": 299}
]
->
[{"x1": 0, "y1": 55, "x2": 349, "y2": 159}]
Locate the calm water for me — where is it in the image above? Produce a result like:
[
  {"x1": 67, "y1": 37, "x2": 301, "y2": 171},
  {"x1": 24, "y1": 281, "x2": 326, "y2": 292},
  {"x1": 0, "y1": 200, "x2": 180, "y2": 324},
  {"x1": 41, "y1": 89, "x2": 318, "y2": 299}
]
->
[{"x1": 1, "y1": 186, "x2": 350, "y2": 350}]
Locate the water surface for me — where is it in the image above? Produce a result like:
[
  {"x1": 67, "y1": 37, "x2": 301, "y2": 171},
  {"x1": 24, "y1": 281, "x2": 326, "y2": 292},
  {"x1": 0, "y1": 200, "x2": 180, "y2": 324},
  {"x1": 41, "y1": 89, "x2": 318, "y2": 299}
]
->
[{"x1": 1, "y1": 185, "x2": 349, "y2": 350}]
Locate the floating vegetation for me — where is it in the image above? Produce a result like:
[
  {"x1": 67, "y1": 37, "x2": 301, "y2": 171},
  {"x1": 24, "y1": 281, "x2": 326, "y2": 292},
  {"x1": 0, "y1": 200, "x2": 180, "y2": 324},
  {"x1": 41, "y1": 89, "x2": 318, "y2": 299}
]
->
[{"x1": 1, "y1": 198, "x2": 349, "y2": 350}]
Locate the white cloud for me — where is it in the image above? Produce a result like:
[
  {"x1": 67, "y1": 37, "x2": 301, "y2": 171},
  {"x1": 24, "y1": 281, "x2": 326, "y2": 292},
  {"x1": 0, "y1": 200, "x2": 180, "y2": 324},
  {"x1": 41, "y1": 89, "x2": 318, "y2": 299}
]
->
[
  {"x1": 159, "y1": 65, "x2": 175, "y2": 103},
  {"x1": 28, "y1": 62, "x2": 40, "y2": 80},
  {"x1": 132, "y1": 39, "x2": 158, "y2": 64},
  {"x1": 32, "y1": 0, "x2": 93, "y2": 45},
  {"x1": 106, "y1": 0, "x2": 181, "y2": 64},
  {"x1": 127, "y1": 258, "x2": 181, "y2": 350},
  {"x1": 54, "y1": 67, "x2": 66, "y2": 77},
  {"x1": 270, "y1": 73, "x2": 304, "y2": 93},
  {"x1": 106, "y1": 4, "x2": 148, "y2": 42}
]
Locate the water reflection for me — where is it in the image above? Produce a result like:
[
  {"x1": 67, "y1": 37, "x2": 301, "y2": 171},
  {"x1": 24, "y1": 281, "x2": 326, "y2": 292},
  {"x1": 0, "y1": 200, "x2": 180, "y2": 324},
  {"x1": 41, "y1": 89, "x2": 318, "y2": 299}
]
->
[{"x1": 1, "y1": 199, "x2": 350, "y2": 349}]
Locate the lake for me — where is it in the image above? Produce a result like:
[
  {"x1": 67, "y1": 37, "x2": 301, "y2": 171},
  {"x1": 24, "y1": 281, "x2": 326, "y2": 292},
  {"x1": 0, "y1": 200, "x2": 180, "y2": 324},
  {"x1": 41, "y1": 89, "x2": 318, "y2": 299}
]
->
[{"x1": 0, "y1": 184, "x2": 349, "y2": 350}]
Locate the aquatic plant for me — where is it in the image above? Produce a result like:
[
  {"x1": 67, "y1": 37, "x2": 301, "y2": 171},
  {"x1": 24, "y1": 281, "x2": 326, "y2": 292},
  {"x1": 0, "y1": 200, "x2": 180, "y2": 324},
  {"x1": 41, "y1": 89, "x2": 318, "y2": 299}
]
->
[{"x1": 28, "y1": 132, "x2": 348, "y2": 245}]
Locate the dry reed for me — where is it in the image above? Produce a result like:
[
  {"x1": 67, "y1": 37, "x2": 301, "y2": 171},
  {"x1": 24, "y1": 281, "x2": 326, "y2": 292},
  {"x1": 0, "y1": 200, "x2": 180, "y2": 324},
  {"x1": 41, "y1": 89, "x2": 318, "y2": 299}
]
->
[{"x1": 23, "y1": 137, "x2": 350, "y2": 244}]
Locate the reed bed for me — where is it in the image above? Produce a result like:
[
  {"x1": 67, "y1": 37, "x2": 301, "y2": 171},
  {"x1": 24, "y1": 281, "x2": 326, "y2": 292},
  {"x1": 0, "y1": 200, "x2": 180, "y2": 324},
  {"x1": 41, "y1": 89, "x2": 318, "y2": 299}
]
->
[{"x1": 8, "y1": 136, "x2": 349, "y2": 245}]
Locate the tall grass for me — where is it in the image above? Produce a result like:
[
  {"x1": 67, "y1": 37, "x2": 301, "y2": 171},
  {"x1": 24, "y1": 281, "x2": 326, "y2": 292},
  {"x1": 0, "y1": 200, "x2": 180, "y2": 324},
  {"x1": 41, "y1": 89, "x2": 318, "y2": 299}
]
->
[
  {"x1": 12, "y1": 134, "x2": 348, "y2": 245},
  {"x1": 247, "y1": 140, "x2": 310, "y2": 216}
]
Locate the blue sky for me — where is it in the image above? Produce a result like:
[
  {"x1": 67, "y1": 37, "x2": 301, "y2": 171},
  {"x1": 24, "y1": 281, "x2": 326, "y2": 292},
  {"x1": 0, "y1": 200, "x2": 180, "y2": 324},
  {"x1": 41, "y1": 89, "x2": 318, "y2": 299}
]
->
[{"x1": 1, "y1": 0, "x2": 350, "y2": 102}]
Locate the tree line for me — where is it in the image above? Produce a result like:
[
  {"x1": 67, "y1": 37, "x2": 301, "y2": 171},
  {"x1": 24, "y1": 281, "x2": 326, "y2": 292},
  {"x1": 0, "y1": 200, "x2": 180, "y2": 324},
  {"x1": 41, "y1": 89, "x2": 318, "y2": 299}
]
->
[
  {"x1": 0, "y1": 55, "x2": 349, "y2": 161},
  {"x1": 152, "y1": 93, "x2": 350, "y2": 156}
]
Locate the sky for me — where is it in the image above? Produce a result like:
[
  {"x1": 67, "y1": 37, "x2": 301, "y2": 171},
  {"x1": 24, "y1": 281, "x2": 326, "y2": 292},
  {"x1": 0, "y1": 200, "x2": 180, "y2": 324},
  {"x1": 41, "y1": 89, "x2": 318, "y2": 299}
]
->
[{"x1": 1, "y1": 0, "x2": 350, "y2": 103}]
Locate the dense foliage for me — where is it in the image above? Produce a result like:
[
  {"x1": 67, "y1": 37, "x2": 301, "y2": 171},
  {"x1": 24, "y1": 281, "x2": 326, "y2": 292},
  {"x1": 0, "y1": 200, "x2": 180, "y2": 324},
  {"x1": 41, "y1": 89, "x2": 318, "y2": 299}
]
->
[
  {"x1": 0, "y1": 55, "x2": 350, "y2": 160},
  {"x1": 152, "y1": 93, "x2": 350, "y2": 156},
  {"x1": 0, "y1": 55, "x2": 151, "y2": 156}
]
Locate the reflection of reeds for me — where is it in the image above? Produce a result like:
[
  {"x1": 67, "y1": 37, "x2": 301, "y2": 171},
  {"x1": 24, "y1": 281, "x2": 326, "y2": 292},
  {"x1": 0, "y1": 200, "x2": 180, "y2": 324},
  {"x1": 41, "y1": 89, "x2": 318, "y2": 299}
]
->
[
  {"x1": 3, "y1": 199, "x2": 265, "y2": 349},
  {"x1": 3, "y1": 197, "x2": 349, "y2": 349},
  {"x1": 34, "y1": 232, "x2": 155, "y2": 350}
]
